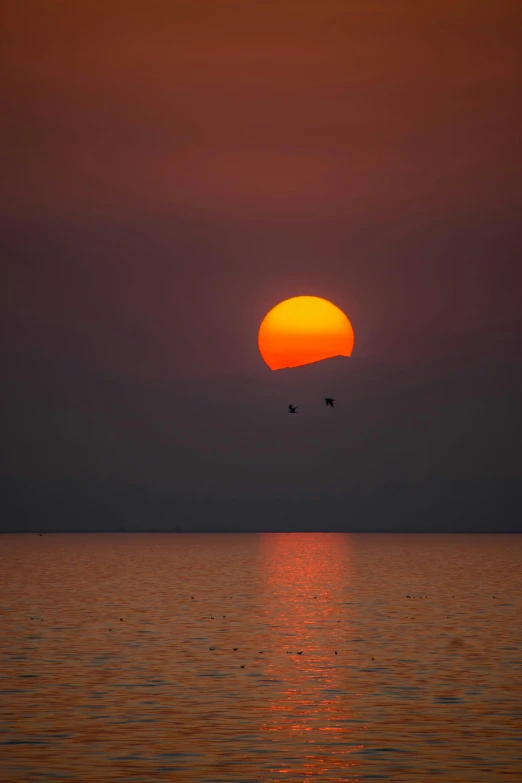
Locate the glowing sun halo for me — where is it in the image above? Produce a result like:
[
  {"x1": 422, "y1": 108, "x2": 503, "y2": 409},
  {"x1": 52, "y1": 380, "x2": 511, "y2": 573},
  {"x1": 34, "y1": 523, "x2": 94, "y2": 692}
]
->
[{"x1": 258, "y1": 296, "x2": 354, "y2": 370}]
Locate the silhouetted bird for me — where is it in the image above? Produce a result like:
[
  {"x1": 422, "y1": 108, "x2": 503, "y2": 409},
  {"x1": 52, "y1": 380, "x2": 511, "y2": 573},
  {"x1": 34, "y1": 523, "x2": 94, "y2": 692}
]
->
[
  {"x1": 296, "y1": 651, "x2": 303, "y2": 655},
  {"x1": 37, "y1": 533, "x2": 43, "y2": 537},
  {"x1": 209, "y1": 647, "x2": 215, "y2": 651},
  {"x1": 288, "y1": 404, "x2": 298, "y2": 413},
  {"x1": 233, "y1": 648, "x2": 238, "y2": 651},
  {"x1": 325, "y1": 398, "x2": 336, "y2": 408},
  {"x1": 241, "y1": 665, "x2": 245, "y2": 668}
]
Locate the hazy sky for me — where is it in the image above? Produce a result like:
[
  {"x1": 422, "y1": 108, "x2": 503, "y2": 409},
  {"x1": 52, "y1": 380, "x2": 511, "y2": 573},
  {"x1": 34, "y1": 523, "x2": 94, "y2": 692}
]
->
[{"x1": 2, "y1": 1, "x2": 521, "y2": 531}]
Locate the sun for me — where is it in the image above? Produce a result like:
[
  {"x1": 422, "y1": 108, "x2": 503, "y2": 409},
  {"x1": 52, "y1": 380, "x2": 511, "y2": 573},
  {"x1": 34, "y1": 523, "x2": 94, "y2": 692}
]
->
[{"x1": 258, "y1": 296, "x2": 354, "y2": 370}]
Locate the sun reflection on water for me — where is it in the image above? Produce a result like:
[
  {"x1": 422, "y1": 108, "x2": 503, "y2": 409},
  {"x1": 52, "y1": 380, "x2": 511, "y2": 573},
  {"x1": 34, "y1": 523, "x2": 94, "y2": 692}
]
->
[{"x1": 258, "y1": 533, "x2": 363, "y2": 781}]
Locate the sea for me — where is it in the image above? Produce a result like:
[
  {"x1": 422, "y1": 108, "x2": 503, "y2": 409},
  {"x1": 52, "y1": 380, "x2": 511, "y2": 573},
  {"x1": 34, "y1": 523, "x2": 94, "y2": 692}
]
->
[{"x1": 1, "y1": 533, "x2": 521, "y2": 782}]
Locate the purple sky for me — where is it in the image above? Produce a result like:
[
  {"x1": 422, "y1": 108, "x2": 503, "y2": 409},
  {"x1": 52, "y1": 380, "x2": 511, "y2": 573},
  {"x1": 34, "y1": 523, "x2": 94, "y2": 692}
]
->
[{"x1": 2, "y1": 1, "x2": 521, "y2": 530}]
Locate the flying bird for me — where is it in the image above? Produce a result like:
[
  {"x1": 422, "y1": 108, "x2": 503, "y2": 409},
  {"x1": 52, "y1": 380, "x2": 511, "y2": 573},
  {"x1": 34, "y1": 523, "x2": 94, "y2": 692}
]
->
[
  {"x1": 288, "y1": 404, "x2": 299, "y2": 413},
  {"x1": 325, "y1": 398, "x2": 336, "y2": 408}
]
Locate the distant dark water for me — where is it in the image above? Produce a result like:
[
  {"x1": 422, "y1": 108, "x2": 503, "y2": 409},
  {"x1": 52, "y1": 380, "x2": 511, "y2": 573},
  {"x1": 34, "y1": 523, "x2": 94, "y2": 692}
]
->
[{"x1": 1, "y1": 533, "x2": 521, "y2": 782}]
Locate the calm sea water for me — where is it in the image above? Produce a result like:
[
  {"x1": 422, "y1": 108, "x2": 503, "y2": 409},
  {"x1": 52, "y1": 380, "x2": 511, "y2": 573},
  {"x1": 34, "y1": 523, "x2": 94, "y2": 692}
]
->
[{"x1": 1, "y1": 533, "x2": 521, "y2": 782}]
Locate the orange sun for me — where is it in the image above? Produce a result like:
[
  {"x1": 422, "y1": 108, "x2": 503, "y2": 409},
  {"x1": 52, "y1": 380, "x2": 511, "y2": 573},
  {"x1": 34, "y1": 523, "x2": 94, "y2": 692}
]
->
[{"x1": 258, "y1": 296, "x2": 354, "y2": 370}]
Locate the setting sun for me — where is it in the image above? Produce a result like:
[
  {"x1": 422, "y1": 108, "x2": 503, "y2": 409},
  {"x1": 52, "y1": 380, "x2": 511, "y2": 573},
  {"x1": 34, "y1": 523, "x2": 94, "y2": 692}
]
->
[{"x1": 258, "y1": 296, "x2": 354, "y2": 370}]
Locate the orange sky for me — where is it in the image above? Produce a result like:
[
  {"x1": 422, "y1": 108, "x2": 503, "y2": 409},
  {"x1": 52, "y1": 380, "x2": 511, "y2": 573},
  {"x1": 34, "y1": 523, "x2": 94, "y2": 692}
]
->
[
  {"x1": 1, "y1": 1, "x2": 521, "y2": 532},
  {"x1": 2, "y1": 1, "x2": 520, "y2": 223}
]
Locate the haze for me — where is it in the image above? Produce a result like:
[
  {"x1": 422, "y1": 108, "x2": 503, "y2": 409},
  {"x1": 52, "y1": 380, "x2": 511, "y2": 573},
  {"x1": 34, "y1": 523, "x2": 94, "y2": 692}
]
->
[{"x1": 2, "y1": 0, "x2": 521, "y2": 532}]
